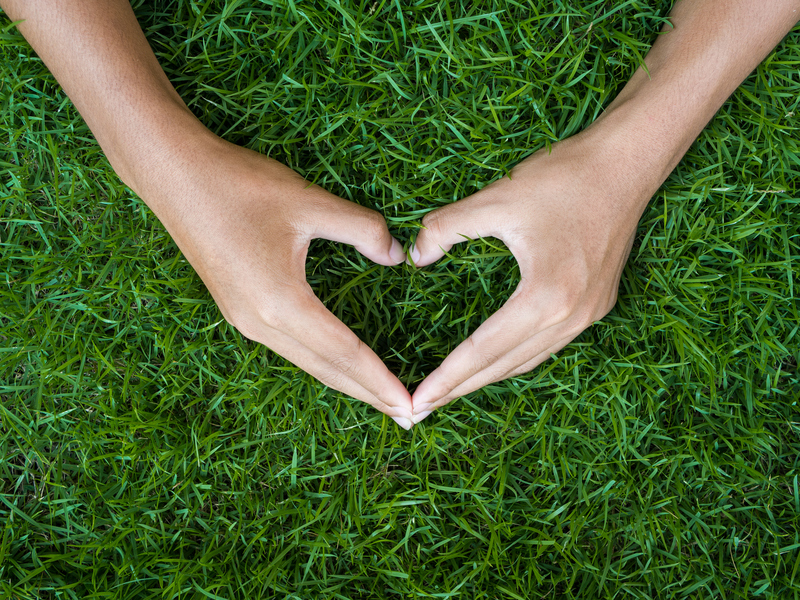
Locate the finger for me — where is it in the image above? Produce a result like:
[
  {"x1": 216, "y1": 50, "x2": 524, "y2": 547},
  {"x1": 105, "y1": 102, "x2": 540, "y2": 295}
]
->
[
  {"x1": 503, "y1": 338, "x2": 573, "y2": 380},
  {"x1": 411, "y1": 336, "x2": 574, "y2": 425},
  {"x1": 450, "y1": 335, "x2": 575, "y2": 400},
  {"x1": 309, "y1": 193, "x2": 406, "y2": 266},
  {"x1": 408, "y1": 191, "x2": 508, "y2": 267},
  {"x1": 278, "y1": 284, "x2": 414, "y2": 422},
  {"x1": 411, "y1": 319, "x2": 573, "y2": 422},
  {"x1": 410, "y1": 282, "x2": 568, "y2": 406},
  {"x1": 252, "y1": 324, "x2": 412, "y2": 427}
]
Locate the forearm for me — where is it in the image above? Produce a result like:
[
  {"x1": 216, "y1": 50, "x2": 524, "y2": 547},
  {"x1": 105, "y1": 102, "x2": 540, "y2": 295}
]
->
[
  {"x1": 0, "y1": 0, "x2": 212, "y2": 199},
  {"x1": 586, "y1": 0, "x2": 800, "y2": 199}
]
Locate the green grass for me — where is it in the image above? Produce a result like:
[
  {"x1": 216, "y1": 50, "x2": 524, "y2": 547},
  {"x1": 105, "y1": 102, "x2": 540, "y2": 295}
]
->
[{"x1": 1, "y1": 0, "x2": 800, "y2": 598}]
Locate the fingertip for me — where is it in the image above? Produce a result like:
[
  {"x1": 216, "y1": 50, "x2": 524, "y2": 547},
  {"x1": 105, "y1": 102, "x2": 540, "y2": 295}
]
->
[
  {"x1": 406, "y1": 239, "x2": 445, "y2": 268},
  {"x1": 406, "y1": 244, "x2": 421, "y2": 266},
  {"x1": 411, "y1": 410, "x2": 432, "y2": 425},
  {"x1": 389, "y1": 237, "x2": 406, "y2": 264},
  {"x1": 411, "y1": 376, "x2": 441, "y2": 408},
  {"x1": 391, "y1": 416, "x2": 413, "y2": 430}
]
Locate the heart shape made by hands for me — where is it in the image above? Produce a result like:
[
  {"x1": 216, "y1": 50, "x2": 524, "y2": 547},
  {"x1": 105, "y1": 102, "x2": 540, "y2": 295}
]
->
[{"x1": 309, "y1": 132, "x2": 643, "y2": 430}]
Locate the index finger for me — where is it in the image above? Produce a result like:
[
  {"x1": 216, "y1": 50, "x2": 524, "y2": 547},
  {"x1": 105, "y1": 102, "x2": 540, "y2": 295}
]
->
[
  {"x1": 410, "y1": 287, "x2": 575, "y2": 420},
  {"x1": 277, "y1": 283, "x2": 414, "y2": 424}
]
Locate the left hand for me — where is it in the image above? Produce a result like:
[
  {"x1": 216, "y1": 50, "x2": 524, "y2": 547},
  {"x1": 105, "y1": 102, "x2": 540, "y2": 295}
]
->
[{"x1": 407, "y1": 127, "x2": 654, "y2": 424}]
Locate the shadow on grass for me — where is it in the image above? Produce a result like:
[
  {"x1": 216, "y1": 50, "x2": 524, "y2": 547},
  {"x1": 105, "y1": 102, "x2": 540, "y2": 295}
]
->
[{"x1": 306, "y1": 237, "x2": 519, "y2": 392}]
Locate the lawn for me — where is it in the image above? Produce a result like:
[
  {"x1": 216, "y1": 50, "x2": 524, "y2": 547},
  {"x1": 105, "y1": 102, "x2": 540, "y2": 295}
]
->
[{"x1": 1, "y1": 0, "x2": 799, "y2": 598}]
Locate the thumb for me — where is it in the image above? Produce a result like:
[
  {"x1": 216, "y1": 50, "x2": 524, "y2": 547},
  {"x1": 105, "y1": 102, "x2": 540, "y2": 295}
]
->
[
  {"x1": 311, "y1": 196, "x2": 406, "y2": 266},
  {"x1": 409, "y1": 194, "x2": 504, "y2": 267}
]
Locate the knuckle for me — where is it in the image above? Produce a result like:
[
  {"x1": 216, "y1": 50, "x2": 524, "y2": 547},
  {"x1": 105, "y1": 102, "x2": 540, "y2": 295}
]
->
[
  {"x1": 330, "y1": 354, "x2": 357, "y2": 378},
  {"x1": 546, "y1": 297, "x2": 576, "y2": 326},
  {"x1": 256, "y1": 284, "x2": 303, "y2": 331},
  {"x1": 477, "y1": 352, "x2": 502, "y2": 372},
  {"x1": 421, "y1": 209, "x2": 447, "y2": 237},
  {"x1": 220, "y1": 286, "x2": 300, "y2": 342},
  {"x1": 363, "y1": 211, "x2": 389, "y2": 243},
  {"x1": 256, "y1": 304, "x2": 285, "y2": 331},
  {"x1": 550, "y1": 303, "x2": 574, "y2": 326},
  {"x1": 330, "y1": 339, "x2": 366, "y2": 379},
  {"x1": 466, "y1": 337, "x2": 500, "y2": 371},
  {"x1": 248, "y1": 297, "x2": 287, "y2": 333},
  {"x1": 565, "y1": 298, "x2": 610, "y2": 336},
  {"x1": 543, "y1": 282, "x2": 586, "y2": 325},
  {"x1": 227, "y1": 314, "x2": 258, "y2": 341},
  {"x1": 316, "y1": 369, "x2": 350, "y2": 394},
  {"x1": 572, "y1": 303, "x2": 597, "y2": 329}
]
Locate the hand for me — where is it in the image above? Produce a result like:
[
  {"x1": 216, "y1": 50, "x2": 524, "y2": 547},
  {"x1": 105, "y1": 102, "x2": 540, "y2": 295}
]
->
[
  {"x1": 142, "y1": 133, "x2": 414, "y2": 428},
  {"x1": 407, "y1": 128, "x2": 653, "y2": 424},
  {"x1": 0, "y1": 0, "x2": 415, "y2": 427}
]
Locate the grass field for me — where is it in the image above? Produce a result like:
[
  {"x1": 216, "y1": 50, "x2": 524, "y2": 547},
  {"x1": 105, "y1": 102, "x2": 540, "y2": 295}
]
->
[{"x1": 1, "y1": 0, "x2": 800, "y2": 598}]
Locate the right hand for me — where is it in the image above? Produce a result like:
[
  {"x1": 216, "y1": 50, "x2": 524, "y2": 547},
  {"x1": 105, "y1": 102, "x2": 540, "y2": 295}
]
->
[{"x1": 139, "y1": 133, "x2": 414, "y2": 429}]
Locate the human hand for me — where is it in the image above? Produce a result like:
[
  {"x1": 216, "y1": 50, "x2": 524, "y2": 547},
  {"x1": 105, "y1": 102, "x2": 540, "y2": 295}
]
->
[
  {"x1": 141, "y1": 133, "x2": 414, "y2": 428},
  {"x1": 0, "y1": 0, "x2": 414, "y2": 427},
  {"x1": 407, "y1": 128, "x2": 655, "y2": 424}
]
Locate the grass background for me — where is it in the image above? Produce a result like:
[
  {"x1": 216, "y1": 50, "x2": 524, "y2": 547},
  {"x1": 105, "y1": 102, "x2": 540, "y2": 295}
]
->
[{"x1": 1, "y1": 0, "x2": 800, "y2": 598}]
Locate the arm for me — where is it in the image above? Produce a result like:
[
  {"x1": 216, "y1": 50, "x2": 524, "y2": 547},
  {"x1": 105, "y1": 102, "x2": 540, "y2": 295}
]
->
[
  {"x1": 0, "y1": 0, "x2": 414, "y2": 428},
  {"x1": 408, "y1": 0, "x2": 800, "y2": 422}
]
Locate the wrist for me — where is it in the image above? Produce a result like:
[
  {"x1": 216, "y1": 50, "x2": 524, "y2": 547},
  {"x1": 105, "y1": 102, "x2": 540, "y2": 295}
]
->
[
  {"x1": 557, "y1": 101, "x2": 681, "y2": 219},
  {"x1": 102, "y1": 101, "x2": 216, "y2": 198},
  {"x1": 579, "y1": 0, "x2": 800, "y2": 205},
  {"x1": 582, "y1": 97, "x2": 687, "y2": 199}
]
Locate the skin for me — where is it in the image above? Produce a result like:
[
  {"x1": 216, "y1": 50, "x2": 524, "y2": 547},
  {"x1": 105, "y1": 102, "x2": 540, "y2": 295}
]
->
[
  {"x1": 0, "y1": 0, "x2": 415, "y2": 429},
  {"x1": 408, "y1": 0, "x2": 800, "y2": 423},
  {"x1": 2, "y1": 0, "x2": 799, "y2": 429}
]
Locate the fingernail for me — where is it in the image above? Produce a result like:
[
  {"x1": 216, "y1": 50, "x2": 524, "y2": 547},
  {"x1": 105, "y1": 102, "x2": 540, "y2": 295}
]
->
[
  {"x1": 407, "y1": 245, "x2": 421, "y2": 266},
  {"x1": 391, "y1": 416, "x2": 413, "y2": 430},
  {"x1": 389, "y1": 238, "x2": 406, "y2": 263},
  {"x1": 413, "y1": 401, "x2": 430, "y2": 413},
  {"x1": 412, "y1": 410, "x2": 432, "y2": 424}
]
